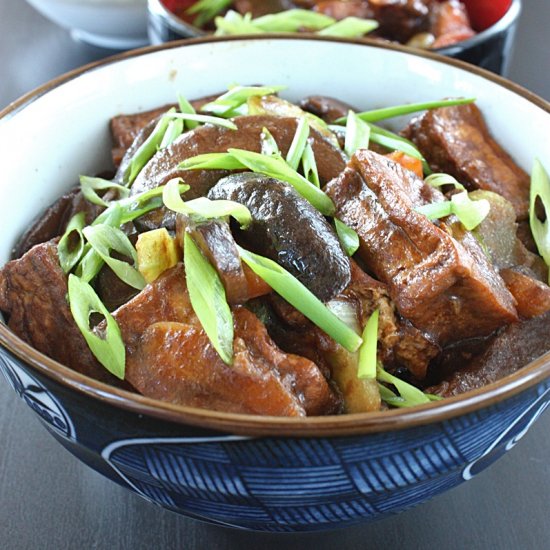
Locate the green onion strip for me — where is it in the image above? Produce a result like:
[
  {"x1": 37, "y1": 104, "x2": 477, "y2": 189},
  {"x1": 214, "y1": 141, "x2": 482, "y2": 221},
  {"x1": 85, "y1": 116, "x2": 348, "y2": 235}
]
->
[
  {"x1": 82, "y1": 225, "x2": 146, "y2": 290},
  {"x1": 238, "y1": 246, "x2": 362, "y2": 353},
  {"x1": 318, "y1": 17, "x2": 378, "y2": 38},
  {"x1": 301, "y1": 140, "x2": 320, "y2": 188},
  {"x1": 377, "y1": 365, "x2": 440, "y2": 408},
  {"x1": 201, "y1": 85, "x2": 286, "y2": 117},
  {"x1": 260, "y1": 127, "x2": 281, "y2": 157},
  {"x1": 335, "y1": 97, "x2": 476, "y2": 125},
  {"x1": 530, "y1": 159, "x2": 550, "y2": 283},
  {"x1": 334, "y1": 219, "x2": 360, "y2": 257},
  {"x1": 186, "y1": 0, "x2": 233, "y2": 27},
  {"x1": 344, "y1": 110, "x2": 371, "y2": 158},
  {"x1": 163, "y1": 178, "x2": 252, "y2": 229},
  {"x1": 184, "y1": 233, "x2": 234, "y2": 365},
  {"x1": 80, "y1": 176, "x2": 130, "y2": 207},
  {"x1": 286, "y1": 116, "x2": 310, "y2": 170},
  {"x1": 417, "y1": 172, "x2": 491, "y2": 231},
  {"x1": 67, "y1": 275, "x2": 126, "y2": 379},
  {"x1": 357, "y1": 309, "x2": 379, "y2": 380},
  {"x1": 58, "y1": 212, "x2": 87, "y2": 274}
]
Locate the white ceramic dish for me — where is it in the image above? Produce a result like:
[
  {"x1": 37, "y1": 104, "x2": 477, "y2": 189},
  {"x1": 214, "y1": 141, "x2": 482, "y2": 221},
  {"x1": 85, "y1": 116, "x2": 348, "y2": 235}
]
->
[{"x1": 26, "y1": 0, "x2": 148, "y2": 49}]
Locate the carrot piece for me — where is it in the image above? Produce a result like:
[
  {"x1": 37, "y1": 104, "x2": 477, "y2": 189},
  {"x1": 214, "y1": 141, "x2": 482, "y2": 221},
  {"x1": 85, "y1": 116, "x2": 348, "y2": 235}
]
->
[{"x1": 386, "y1": 151, "x2": 423, "y2": 179}]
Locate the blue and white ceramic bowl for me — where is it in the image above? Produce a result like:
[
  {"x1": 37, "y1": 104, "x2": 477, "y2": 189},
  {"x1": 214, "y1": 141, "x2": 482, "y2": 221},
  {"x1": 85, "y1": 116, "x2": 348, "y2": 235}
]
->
[{"x1": 0, "y1": 37, "x2": 549, "y2": 532}]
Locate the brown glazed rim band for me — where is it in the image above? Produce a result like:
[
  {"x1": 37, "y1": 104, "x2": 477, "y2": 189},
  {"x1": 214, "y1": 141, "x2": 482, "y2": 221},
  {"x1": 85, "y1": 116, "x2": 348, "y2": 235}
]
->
[{"x1": 1, "y1": 35, "x2": 549, "y2": 437}]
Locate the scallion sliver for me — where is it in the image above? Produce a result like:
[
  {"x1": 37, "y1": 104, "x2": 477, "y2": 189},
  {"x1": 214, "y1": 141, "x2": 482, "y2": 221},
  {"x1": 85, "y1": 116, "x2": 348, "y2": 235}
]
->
[
  {"x1": 238, "y1": 246, "x2": 362, "y2": 353},
  {"x1": 184, "y1": 233, "x2": 234, "y2": 365},
  {"x1": 529, "y1": 159, "x2": 550, "y2": 284},
  {"x1": 357, "y1": 310, "x2": 379, "y2": 379},
  {"x1": 335, "y1": 98, "x2": 476, "y2": 125},
  {"x1": 377, "y1": 365, "x2": 434, "y2": 407},
  {"x1": 68, "y1": 274, "x2": 126, "y2": 379}
]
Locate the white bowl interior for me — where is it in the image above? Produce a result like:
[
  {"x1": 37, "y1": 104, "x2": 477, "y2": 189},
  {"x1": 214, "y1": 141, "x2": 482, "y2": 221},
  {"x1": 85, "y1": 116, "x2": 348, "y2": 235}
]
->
[{"x1": 0, "y1": 38, "x2": 548, "y2": 271}]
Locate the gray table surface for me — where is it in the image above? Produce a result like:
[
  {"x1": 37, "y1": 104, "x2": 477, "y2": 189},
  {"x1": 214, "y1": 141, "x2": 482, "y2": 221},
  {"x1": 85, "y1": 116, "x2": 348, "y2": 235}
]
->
[{"x1": 1, "y1": 1, "x2": 549, "y2": 549}]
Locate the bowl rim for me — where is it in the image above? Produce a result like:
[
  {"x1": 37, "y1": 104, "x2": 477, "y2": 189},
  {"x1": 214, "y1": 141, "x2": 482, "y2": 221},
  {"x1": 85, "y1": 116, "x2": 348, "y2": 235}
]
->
[
  {"x1": 1, "y1": 34, "x2": 549, "y2": 437},
  {"x1": 147, "y1": 0, "x2": 522, "y2": 53}
]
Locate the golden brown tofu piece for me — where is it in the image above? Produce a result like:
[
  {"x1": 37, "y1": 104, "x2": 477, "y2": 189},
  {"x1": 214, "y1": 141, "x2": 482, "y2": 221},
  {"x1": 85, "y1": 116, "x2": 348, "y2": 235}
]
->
[
  {"x1": 112, "y1": 266, "x2": 340, "y2": 416},
  {"x1": 325, "y1": 151, "x2": 518, "y2": 352},
  {"x1": 0, "y1": 241, "x2": 118, "y2": 384},
  {"x1": 403, "y1": 103, "x2": 530, "y2": 219},
  {"x1": 500, "y1": 268, "x2": 550, "y2": 319}
]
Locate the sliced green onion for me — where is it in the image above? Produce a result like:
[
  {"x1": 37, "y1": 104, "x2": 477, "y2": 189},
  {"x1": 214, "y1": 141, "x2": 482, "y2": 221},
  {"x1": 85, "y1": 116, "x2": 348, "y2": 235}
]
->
[
  {"x1": 178, "y1": 94, "x2": 199, "y2": 129},
  {"x1": 335, "y1": 97, "x2": 476, "y2": 125},
  {"x1": 318, "y1": 17, "x2": 378, "y2": 38},
  {"x1": 82, "y1": 225, "x2": 146, "y2": 290},
  {"x1": 75, "y1": 204, "x2": 124, "y2": 283},
  {"x1": 159, "y1": 118, "x2": 184, "y2": 149},
  {"x1": 377, "y1": 365, "x2": 432, "y2": 407},
  {"x1": 75, "y1": 184, "x2": 190, "y2": 284},
  {"x1": 530, "y1": 159, "x2": 550, "y2": 283},
  {"x1": 164, "y1": 112, "x2": 237, "y2": 130},
  {"x1": 357, "y1": 310, "x2": 379, "y2": 380},
  {"x1": 301, "y1": 140, "x2": 320, "y2": 188},
  {"x1": 238, "y1": 246, "x2": 362, "y2": 352},
  {"x1": 252, "y1": 9, "x2": 335, "y2": 32},
  {"x1": 201, "y1": 85, "x2": 286, "y2": 117},
  {"x1": 450, "y1": 191, "x2": 491, "y2": 231},
  {"x1": 344, "y1": 110, "x2": 371, "y2": 158},
  {"x1": 214, "y1": 10, "x2": 261, "y2": 36},
  {"x1": 184, "y1": 232, "x2": 234, "y2": 365},
  {"x1": 186, "y1": 0, "x2": 232, "y2": 27},
  {"x1": 331, "y1": 120, "x2": 430, "y2": 173},
  {"x1": 286, "y1": 116, "x2": 310, "y2": 171},
  {"x1": 261, "y1": 127, "x2": 281, "y2": 157},
  {"x1": 179, "y1": 152, "x2": 247, "y2": 171},
  {"x1": 416, "y1": 190, "x2": 490, "y2": 231},
  {"x1": 68, "y1": 274, "x2": 125, "y2": 379},
  {"x1": 368, "y1": 123, "x2": 431, "y2": 174},
  {"x1": 80, "y1": 176, "x2": 130, "y2": 207},
  {"x1": 425, "y1": 173, "x2": 465, "y2": 190},
  {"x1": 58, "y1": 212, "x2": 86, "y2": 274},
  {"x1": 227, "y1": 148, "x2": 335, "y2": 216},
  {"x1": 163, "y1": 178, "x2": 252, "y2": 229},
  {"x1": 334, "y1": 219, "x2": 360, "y2": 257},
  {"x1": 416, "y1": 201, "x2": 453, "y2": 221},
  {"x1": 124, "y1": 108, "x2": 175, "y2": 184}
]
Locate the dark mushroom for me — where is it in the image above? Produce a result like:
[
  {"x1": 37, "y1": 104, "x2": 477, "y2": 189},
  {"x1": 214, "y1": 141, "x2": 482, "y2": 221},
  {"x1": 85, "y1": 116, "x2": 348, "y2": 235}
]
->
[{"x1": 208, "y1": 172, "x2": 351, "y2": 302}]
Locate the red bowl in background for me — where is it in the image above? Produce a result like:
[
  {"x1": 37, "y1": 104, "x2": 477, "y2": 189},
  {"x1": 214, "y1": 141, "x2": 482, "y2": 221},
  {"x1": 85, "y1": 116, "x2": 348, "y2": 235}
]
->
[{"x1": 148, "y1": 0, "x2": 522, "y2": 75}]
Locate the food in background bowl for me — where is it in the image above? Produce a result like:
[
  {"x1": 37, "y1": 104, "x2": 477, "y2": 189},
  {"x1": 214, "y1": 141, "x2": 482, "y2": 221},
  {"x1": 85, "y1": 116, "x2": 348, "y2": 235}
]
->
[
  {"x1": 166, "y1": 0, "x2": 479, "y2": 48},
  {"x1": 148, "y1": 0, "x2": 521, "y2": 74},
  {"x1": 25, "y1": 0, "x2": 149, "y2": 49},
  {"x1": 0, "y1": 37, "x2": 549, "y2": 532}
]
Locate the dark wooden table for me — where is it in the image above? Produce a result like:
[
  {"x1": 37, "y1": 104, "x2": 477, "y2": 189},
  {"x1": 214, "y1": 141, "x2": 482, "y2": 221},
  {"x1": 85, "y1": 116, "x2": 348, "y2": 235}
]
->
[{"x1": 1, "y1": 1, "x2": 549, "y2": 548}]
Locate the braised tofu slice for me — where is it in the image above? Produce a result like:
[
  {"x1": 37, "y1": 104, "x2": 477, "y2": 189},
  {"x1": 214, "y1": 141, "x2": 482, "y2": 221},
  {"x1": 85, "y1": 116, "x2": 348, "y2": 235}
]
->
[
  {"x1": 112, "y1": 266, "x2": 340, "y2": 415},
  {"x1": 325, "y1": 150, "x2": 518, "y2": 350},
  {"x1": 428, "y1": 311, "x2": 550, "y2": 397},
  {"x1": 403, "y1": 103, "x2": 530, "y2": 219},
  {"x1": 0, "y1": 241, "x2": 117, "y2": 384}
]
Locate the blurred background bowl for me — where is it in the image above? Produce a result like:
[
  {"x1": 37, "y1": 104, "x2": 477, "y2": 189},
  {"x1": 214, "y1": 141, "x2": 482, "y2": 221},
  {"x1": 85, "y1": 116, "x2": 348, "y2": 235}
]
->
[
  {"x1": 147, "y1": 0, "x2": 521, "y2": 75},
  {"x1": 25, "y1": 0, "x2": 149, "y2": 49}
]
